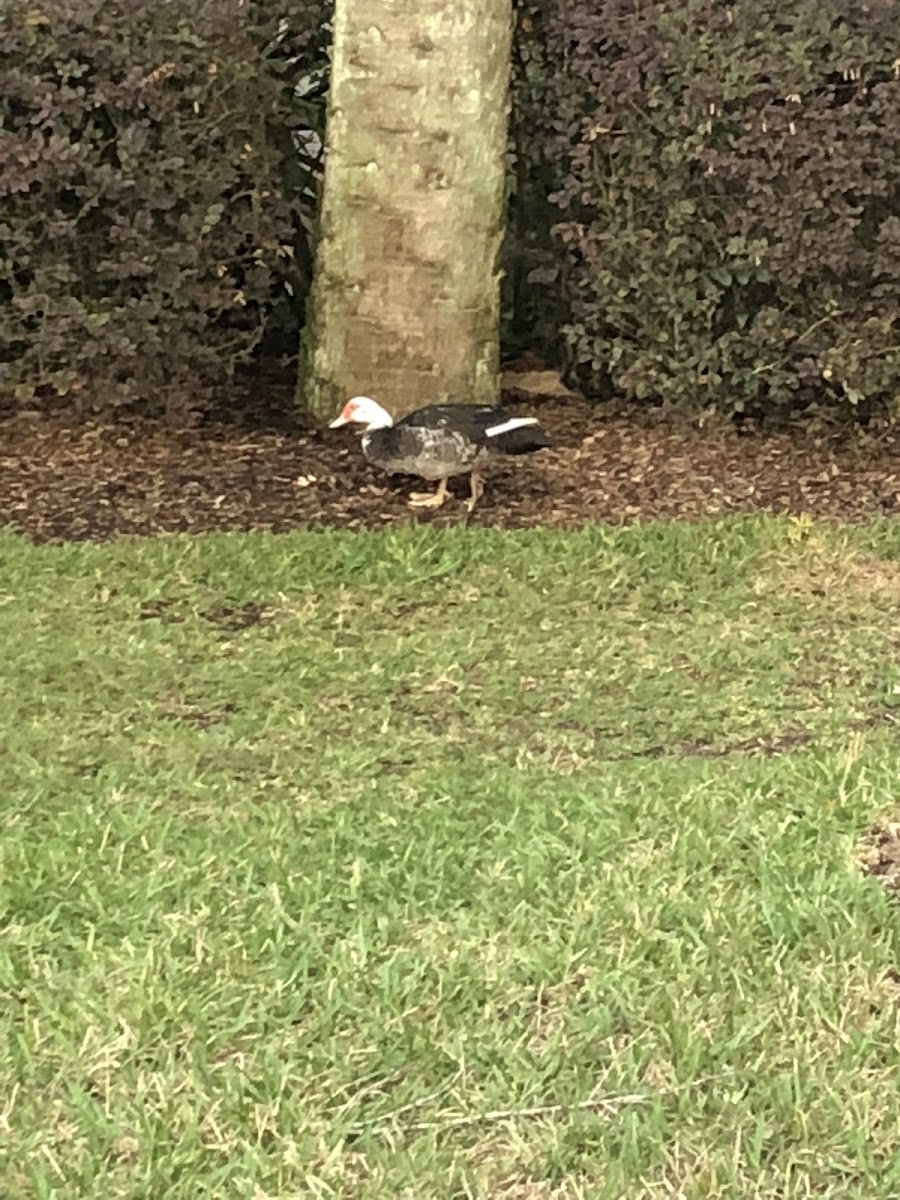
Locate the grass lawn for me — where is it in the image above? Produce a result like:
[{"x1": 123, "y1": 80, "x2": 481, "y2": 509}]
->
[{"x1": 3, "y1": 516, "x2": 900, "y2": 1198}]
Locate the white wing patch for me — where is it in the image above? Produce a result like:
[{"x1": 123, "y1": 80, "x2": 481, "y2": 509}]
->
[{"x1": 484, "y1": 417, "x2": 540, "y2": 438}]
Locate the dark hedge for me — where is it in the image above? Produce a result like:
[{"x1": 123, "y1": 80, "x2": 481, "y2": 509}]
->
[
  {"x1": 522, "y1": 0, "x2": 900, "y2": 415},
  {"x1": 4, "y1": 0, "x2": 900, "y2": 418},
  {"x1": 0, "y1": 0, "x2": 327, "y2": 414}
]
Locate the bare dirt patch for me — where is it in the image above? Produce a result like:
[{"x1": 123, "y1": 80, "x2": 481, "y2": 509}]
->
[
  {"x1": 859, "y1": 820, "x2": 900, "y2": 893},
  {"x1": 200, "y1": 601, "x2": 271, "y2": 633}
]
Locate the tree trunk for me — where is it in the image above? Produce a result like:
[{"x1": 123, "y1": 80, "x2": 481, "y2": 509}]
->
[{"x1": 299, "y1": 0, "x2": 513, "y2": 420}]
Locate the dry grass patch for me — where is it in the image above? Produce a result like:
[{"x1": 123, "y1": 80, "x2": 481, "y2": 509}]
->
[{"x1": 758, "y1": 532, "x2": 900, "y2": 603}]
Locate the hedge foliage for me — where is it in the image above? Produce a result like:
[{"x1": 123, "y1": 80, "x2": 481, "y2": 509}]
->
[
  {"x1": 0, "y1": 0, "x2": 326, "y2": 413},
  {"x1": 3, "y1": 0, "x2": 900, "y2": 417},
  {"x1": 519, "y1": 0, "x2": 900, "y2": 416}
]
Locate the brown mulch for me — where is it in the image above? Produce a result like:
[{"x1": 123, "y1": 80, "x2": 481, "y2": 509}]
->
[{"x1": 2, "y1": 385, "x2": 900, "y2": 543}]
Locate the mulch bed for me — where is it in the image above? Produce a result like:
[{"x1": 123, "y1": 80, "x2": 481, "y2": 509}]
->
[{"x1": 2, "y1": 384, "x2": 900, "y2": 543}]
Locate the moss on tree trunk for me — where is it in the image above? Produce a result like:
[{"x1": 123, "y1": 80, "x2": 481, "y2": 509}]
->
[{"x1": 299, "y1": 0, "x2": 513, "y2": 420}]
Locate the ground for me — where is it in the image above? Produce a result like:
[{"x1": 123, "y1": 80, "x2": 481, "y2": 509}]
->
[
  {"x1": 2, "y1": 381, "x2": 900, "y2": 541},
  {"x1": 4, "y1": 516, "x2": 900, "y2": 1198},
  {"x1": 6, "y1": 388, "x2": 900, "y2": 1198}
]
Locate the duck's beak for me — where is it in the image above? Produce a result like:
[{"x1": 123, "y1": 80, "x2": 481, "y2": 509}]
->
[{"x1": 328, "y1": 412, "x2": 349, "y2": 428}]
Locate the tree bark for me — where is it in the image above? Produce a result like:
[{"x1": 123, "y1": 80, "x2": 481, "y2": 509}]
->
[{"x1": 299, "y1": 0, "x2": 513, "y2": 420}]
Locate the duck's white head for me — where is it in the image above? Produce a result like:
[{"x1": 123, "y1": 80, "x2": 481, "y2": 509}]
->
[{"x1": 329, "y1": 395, "x2": 393, "y2": 431}]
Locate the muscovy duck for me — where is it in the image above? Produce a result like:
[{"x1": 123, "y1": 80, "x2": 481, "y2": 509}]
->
[{"x1": 329, "y1": 396, "x2": 550, "y2": 510}]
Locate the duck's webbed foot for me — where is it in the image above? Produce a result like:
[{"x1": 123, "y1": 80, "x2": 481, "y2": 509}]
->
[{"x1": 408, "y1": 477, "x2": 449, "y2": 508}]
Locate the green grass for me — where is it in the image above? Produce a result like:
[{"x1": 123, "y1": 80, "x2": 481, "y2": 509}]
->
[{"x1": 3, "y1": 517, "x2": 900, "y2": 1198}]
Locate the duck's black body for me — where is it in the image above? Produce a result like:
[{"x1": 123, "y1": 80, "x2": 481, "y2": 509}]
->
[{"x1": 363, "y1": 403, "x2": 551, "y2": 481}]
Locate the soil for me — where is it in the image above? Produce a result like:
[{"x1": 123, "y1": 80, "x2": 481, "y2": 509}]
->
[
  {"x1": 859, "y1": 820, "x2": 900, "y2": 893},
  {"x1": 2, "y1": 379, "x2": 900, "y2": 543}
]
